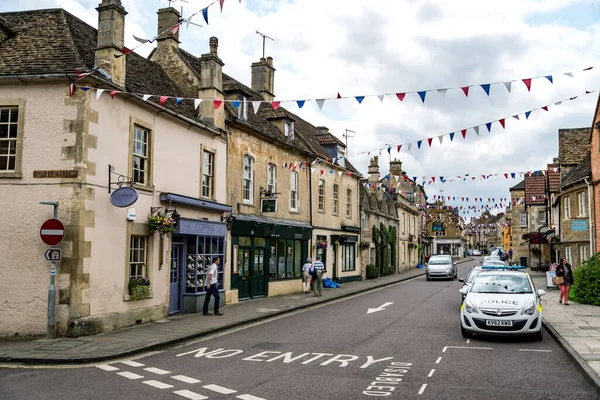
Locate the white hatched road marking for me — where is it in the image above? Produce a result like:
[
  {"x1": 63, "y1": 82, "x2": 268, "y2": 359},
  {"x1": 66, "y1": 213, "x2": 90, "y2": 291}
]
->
[
  {"x1": 427, "y1": 369, "x2": 435, "y2": 377},
  {"x1": 237, "y1": 395, "x2": 266, "y2": 400},
  {"x1": 144, "y1": 367, "x2": 171, "y2": 375},
  {"x1": 418, "y1": 384, "x2": 427, "y2": 395},
  {"x1": 172, "y1": 375, "x2": 201, "y2": 384},
  {"x1": 143, "y1": 380, "x2": 173, "y2": 389},
  {"x1": 442, "y1": 346, "x2": 448, "y2": 352},
  {"x1": 519, "y1": 349, "x2": 552, "y2": 352},
  {"x1": 121, "y1": 360, "x2": 145, "y2": 367},
  {"x1": 117, "y1": 371, "x2": 144, "y2": 380},
  {"x1": 435, "y1": 357, "x2": 442, "y2": 364},
  {"x1": 95, "y1": 364, "x2": 119, "y2": 371},
  {"x1": 174, "y1": 390, "x2": 209, "y2": 400},
  {"x1": 204, "y1": 384, "x2": 237, "y2": 394}
]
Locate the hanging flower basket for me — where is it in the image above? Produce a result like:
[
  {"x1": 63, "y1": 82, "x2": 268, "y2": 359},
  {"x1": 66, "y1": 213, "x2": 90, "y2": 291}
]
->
[
  {"x1": 314, "y1": 239, "x2": 328, "y2": 251},
  {"x1": 148, "y1": 213, "x2": 176, "y2": 238},
  {"x1": 547, "y1": 234, "x2": 561, "y2": 244},
  {"x1": 129, "y1": 277, "x2": 151, "y2": 300}
]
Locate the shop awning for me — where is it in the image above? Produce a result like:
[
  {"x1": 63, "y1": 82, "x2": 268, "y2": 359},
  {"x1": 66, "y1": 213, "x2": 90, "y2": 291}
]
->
[
  {"x1": 160, "y1": 192, "x2": 232, "y2": 213},
  {"x1": 231, "y1": 214, "x2": 313, "y2": 240}
]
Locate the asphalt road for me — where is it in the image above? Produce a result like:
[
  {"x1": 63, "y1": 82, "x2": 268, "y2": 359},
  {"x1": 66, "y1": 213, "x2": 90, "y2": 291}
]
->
[{"x1": 0, "y1": 259, "x2": 598, "y2": 399}]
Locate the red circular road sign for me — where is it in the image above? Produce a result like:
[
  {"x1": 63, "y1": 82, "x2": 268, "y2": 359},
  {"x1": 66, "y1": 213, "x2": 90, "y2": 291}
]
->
[{"x1": 40, "y1": 219, "x2": 65, "y2": 246}]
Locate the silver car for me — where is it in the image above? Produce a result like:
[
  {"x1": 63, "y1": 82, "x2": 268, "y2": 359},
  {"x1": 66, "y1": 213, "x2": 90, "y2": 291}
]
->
[{"x1": 426, "y1": 255, "x2": 457, "y2": 281}]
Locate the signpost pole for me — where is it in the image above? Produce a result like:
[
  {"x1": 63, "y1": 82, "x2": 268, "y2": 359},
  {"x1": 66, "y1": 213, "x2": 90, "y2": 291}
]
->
[{"x1": 40, "y1": 201, "x2": 59, "y2": 340}]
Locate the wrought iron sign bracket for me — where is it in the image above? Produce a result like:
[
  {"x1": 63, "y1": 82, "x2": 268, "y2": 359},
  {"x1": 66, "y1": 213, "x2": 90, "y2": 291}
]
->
[{"x1": 108, "y1": 164, "x2": 136, "y2": 193}]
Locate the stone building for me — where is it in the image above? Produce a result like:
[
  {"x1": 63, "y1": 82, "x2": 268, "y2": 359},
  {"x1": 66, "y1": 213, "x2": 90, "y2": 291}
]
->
[
  {"x1": 0, "y1": 3, "x2": 231, "y2": 336},
  {"x1": 589, "y1": 95, "x2": 600, "y2": 252},
  {"x1": 508, "y1": 181, "x2": 529, "y2": 263},
  {"x1": 425, "y1": 201, "x2": 464, "y2": 256}
]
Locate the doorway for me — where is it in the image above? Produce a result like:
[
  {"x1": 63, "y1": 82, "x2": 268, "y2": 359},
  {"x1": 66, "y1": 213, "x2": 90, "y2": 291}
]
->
[
  {"x1": 169, "y1": 244, "x2": 183, "y2": 314},
  {"x1": 236, "y1": 246, "x2": 267, "y2": 300}
]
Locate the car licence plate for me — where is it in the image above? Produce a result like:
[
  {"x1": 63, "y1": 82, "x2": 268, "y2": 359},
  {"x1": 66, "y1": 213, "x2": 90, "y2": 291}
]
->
[{"x1": 486, "y1": 320, "x2": 513, "y2": 327}]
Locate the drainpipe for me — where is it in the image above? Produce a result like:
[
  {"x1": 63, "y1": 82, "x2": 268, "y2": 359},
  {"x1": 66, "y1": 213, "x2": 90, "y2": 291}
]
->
[{"x1": 585, "y1": 177, "x2": 594, "y2": 258}]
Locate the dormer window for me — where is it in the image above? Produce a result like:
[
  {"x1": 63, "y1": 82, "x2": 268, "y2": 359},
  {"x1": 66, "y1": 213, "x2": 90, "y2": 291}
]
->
[{"x1": 284, "y1": 121, "x2": 294, "y2": 138}]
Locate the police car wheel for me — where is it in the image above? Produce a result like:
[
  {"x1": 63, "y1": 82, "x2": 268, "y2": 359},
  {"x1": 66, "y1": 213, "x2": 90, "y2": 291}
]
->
[{"x1": 461, "y1": 324, "x2": 472, "y2": 338}]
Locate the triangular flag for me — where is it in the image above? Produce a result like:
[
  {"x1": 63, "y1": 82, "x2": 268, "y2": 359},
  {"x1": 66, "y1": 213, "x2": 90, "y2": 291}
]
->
[
  {"x1": 159, "y1": 95, "x2": 167, "y2": 105},
  {"x1": 220, "y1": 0, "x2": 225, "y2": 12},
  {"x1": 461, "y1": 86, "x2": 470, "y2": 96},
  {"x1": 407, "y1": 143, "x2": 413, "y2": 151},
  {"x1": 461, "y1": 129, "x2": 467, "y2": 139},
  {"x1": 316, "y1": 99, "x2": 326, "y2": 110},
  {"x1": 525, "y1": 111, "x2": 531, "y2": 119},
  {"x1": 355, "y1": 96, "x2": 365, "y2": 104},
  {"x1": 202, "y1": 7, "x2": 209, "y2": 24},
  {"x1": 583, "y1": 67, "x2": 594, "y2": 71},
  {"x1": 377, "y1": 95, "x2": 385, "y2": 102},
  {"x1": 110, "y1": 90, "x2": 117, "y2": 98},
  {"x1": 338, "y1": 171, "x2": 343, "y2": 177},
  {"x1": 214, "y1": 99, "x2": 223, "y2": 109},
  {"x1": 387, "y1": 146, "x2": 392, "y2": 154},
  {"x1": 397, "y1": 145, "x2": 402, "y2": 152},
  {"x1": 438, "y1": 135, "x2": 444, "y2": 144},
  {"x1": 438, "y1": 89, "x2": 447, "y2": 97},
  {"x1": 427, "y1": 138, "x2": 433, "y2": 147},
  {"x1": 271, "y1": 101, "x2": 280, "y2": 110},
  {"x1": 513, "y1": 114, "x2": 520, "y2": 120},
  {"x1": 232, "y1": 100, "x2": 241, "y2": 109},
  {"x1": 417, "y1": 140, "x2": 423, "y2": 149},
  {"x1": 474, "y1": 126, "x2": 480, "y2": 136},
  {"x1": 542, "y1": 106, "x2": 548, "y2": 111},
  {"x1": 545, "y1": 75, "x2": 553, "y2": 84},
  {"x1": 171, "y1": 24, "x2": 180, "y2": 35},
  {"x1": 337, "y1": 93, "x2": 342, "y2": 99},
  {"x1": 485, "y1": 122, "x2": 492, "y2": 132},
  {"x1": 143, "y1": 94, "x2": 151, "y2": 101},
  {"x1": 68, "y1": 84, "x2": 75, "y2": 97},
  {"x1": 503, "y1": 81, "x2": 512, "y2": 93},
  {"x1": 499, "y1": 118, "x2": 505, "y2": 129},
  {"x1": 481, "y1": 84, "x2": 491, "y2": 96},
  {"x1": 194, "y1": 99, "x2": 202, "y2": 110},
  {"x1": 133, "y1": 34, "x2": 149, "y2": 44},
  {"x1": 96, "y1": 89, "x2": 105, "y2": 100},
  {"x1": 176, "y1": 97, "x2": 183, "y2": 104},
  {"x1": 252, "y1": 101, "x2": 261, "y2": 113},
  {"x1": 449, "y1": 132, "x2": 455, "y2": 141},
  {"x1": 417, "y1": 91, "x2": 427, "y2": 103},
  {"x1": 297, "y1": 100, "x2": 305, "y2": 109},
  {"x1": 564, "y1": 72, "x2": 574, "y2": 77},
  {"x1": 522, "y1": 78, "x2": 532, "y2": 91},
  {"x1": 396, "y1": 93, "x2": 406, "y2": 102}
]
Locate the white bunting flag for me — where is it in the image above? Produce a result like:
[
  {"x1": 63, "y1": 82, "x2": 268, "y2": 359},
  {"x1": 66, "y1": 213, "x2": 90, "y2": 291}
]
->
[
  {"x1": 310, "y1": 168, "x2": 316, "y2": 174},
  {"x1": 438, "y1": 135, "x2": 444, "y2": 144},
  {"x1": 338, "y1": 171, "x2": 343, "y2": 177},
  {"x1": 437, "y1": 89, "x2": 447, "y2": 97},
  {"x1": 142, "y1": 94, "x2": 151, "y2": 101},
  {"x1": 503, "y1": 81, "x2": 512, "y2": 93},
  {"x1": 96, "y1": 89, "x2": 105, "y2": 100},
  {"x1": 252, "y1": 101, "x2": 262, "y2": 114},
  {"x1": 564, "y1": 72, "x2": 574, "y2": 77},
  {"x1": 474, "y1": 126, "x2": 480, "y2": 136},
  {"x1": 194, "y1": 99, "x2": 202, "y2": 109},
  {"x1": 132, "y1": 34, "x2": 149, "y2": 44},
  {"x1": 407, "y1": 143, "x2": 413, "y2": 151},
  {"x1": 513, "y1": 114, "x2": 520, "y2": 120},
  {"x1": 243, "y1": 97, "x2": 248, "y2": 120},
  {"x1": 378, "y1": 95, "x2": 385, "y2": 102},
  {"x1": 316, "y1": 99, "x2": 326, "y2": 110}
]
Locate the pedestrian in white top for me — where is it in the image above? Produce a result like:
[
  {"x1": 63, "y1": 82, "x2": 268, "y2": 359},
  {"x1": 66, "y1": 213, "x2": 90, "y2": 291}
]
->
[
  {"x1": 302, "y1": 258, "x2": 313, "y2": 293},
  {"x1": 203, "y1": 257, "x2": 223, "y2": 316},
  {"x1": 311, "y1": 256, "x2": 325, "y2": 297}
]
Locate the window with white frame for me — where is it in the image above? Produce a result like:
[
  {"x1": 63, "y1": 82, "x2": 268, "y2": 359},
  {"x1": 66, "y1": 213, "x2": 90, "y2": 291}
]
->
[
  {"x1": 565, "y1": 246, "x2": 572, "y2": 265},
  {"x1": 318, "y1": 179, "x2": 325, "y2": 212},
  {"x1": 402, "y1": 213, "x2": 406, "y2": 233},
  {"x1": 402, "y1": 242, "x2": 406, "y2": 263},
  {"x1": 564, "y1": 196, "x2": 571, "y2": 219},
  {"x1": 333, "y1": 184, "x2": 339, "y2": 214},
  {"x1": 129, "y1": 236, "x2": 147, "y2": 279},
  {"x1": 0, "y1": 106, "x2": 19, "y2": 172},
  {"x1": 201, "y1": 150, "x2": 214, "y2": 198},
  {"x1": 342, "y1": 243, "x2": 356, "y2": 271},
  {"x1": 539, "y1": 210, "x2": 546, "y2": 225},
  {"x1": 520, "y1": 212, "x2": 527, "y2": 227},
  {"x1": 578, "y1": 192, "x2": 586, "y2": 216},
  {"x1": 243, "y1": 155, "x2": 254, "y2": 203},
  {"x1": 284, "y1": 121, "x2": 294, "y2": 139},
  {"x1": 132, "y1": 125, "x2": 150, "y2": 185},
  {"x1": 290, "y1": 171, "x2": 298, "y2": 211},
  {"x1": 580, "y1": 245, "x2": 589, "y2": 263},
  {"x1": 346, "y1": 189, "x2": 352, "y2": 218},
  {"x1": 267, "y1": 163, "x2": 277, "y2": 194},
  {"x1": 362, "y1": 212, "x2": 369, "y2": 229}
]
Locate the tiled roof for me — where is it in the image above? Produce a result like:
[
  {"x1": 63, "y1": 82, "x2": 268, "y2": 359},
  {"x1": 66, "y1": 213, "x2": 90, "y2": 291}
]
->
[
  {"x1": 524, "y1": 174, "x2": 546, "y2": 205},
  {"x1": 510, "y1": 180, "x2": 525, "y2": 191},
  {"x1": 558, "y1": 128, "x2": 590, "y2": 166},
  {"x1": 561, "y1": 153, "x2": 591, "y2": 189},
  {"x1": 547, "y1": 164, "x2": 561, "y2": 193},
  {"x1": 315, "y1": 131, "x2": 345, "y2": 147}
]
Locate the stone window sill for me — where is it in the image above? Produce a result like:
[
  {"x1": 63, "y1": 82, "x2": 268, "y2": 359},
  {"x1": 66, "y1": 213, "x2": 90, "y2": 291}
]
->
[
  {"x1": 123, "y1": 292, "x2": 154, "y2": 302},
  {"x1": 0, "y1": 172, "x2": 22, "y2": 179}
]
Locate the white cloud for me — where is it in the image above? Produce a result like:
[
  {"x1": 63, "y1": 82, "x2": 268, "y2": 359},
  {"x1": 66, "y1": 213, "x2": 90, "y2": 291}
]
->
[{"x1": 1, "y1": 0, "x2": 599, "y2": 220}]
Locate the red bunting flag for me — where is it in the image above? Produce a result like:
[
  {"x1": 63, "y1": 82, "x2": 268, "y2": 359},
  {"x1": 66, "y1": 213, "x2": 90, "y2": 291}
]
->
[
  {"x1": 504, "y1": 173, "x2": 508, "y2": 179},
  {"x1": 347, "y1": 171, "x2": 352, "y2": 176},
  {"x1": 159, "y1": 95, "x2": 168, "y2": 105},
  {"x1": 584, "y1": 66, "x2": 593, "y2": 71},
  {"x1": 68, "y1": 84, "x2": 75, "y2": 97},
  {"x1": 320, "y1": 170, "x2": 324, "y2": 175},
  {"x1": 271, "y1": 101, "x2": 280, "y2": 110},
  {"x1": 461, "y1": 129, "x2": 467, "y2": 139},
  {"x1": 522, "y1": 78, "x2": 532, "y2": 91},
  {"x1": 542, "y1": 106, "x2": 548, "y2": 111},
  {"x1": 214, "y1": 99, "x2": 223, "y2": 109},
  {"x1": 172, "y1": 25, "x2": 180, "y2": 35},
  {"x1": 499, "y1": 119, "x2": 505, "y2": 129},
  {"x1": 220, "y1": 0, "x2": 225, "y2": 11},
  {"x1": 75, "y1": 69, "x2": 85, "y2": 77},
  {"x1": 397, "y1": 145, "x2": 402, "y2": 152},
  {"x1": 337, "y1": 93, "x2": 342, "y2": 99},
  {"x1": 396, "y1": 93, "x2": 406, "y2": 102},
  {"x1": 431, "y1": 177, "x2": 436, "y2": 182},
  {"x1": 110, "y1": 90, "x2": 117, "y2": 98},
  {"x1": 121, "y1": 47, "x2": 132, "y2": 54},
  {"x1": 461, "y1": 87, "x2": 470, "y2": 97},
  {"x1": 427, "y1": 138, "x2": 433, "y2": 146}
]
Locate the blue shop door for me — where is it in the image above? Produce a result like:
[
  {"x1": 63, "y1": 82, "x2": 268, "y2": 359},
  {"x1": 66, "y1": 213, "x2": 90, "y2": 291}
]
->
[{"x1": 169, "y1": 244, "x2": 183, "y2": 314}]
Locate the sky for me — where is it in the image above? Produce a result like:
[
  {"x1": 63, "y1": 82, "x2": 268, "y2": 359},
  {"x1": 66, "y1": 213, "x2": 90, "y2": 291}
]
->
[{"x1": 2, "y1": 0, "x2": 600, "y2": 222}]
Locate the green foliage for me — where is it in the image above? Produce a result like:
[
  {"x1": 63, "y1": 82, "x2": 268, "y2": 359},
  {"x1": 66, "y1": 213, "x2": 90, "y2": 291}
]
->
[
  {"x1": 129, "y1": 277, "x2": 151, "y2": 301},
  {"x1": 382, "y1": 264, "x2": 395, "y2": 276},
  {"x1": 366, "y1": 264, "x2": 379, "y2": 279},
  {"x1": 571, "y1": 254, "x2": 600, "y2": 305},
  {"x1": 389, "y1": 226, "x2": 397, "y2": 267}
]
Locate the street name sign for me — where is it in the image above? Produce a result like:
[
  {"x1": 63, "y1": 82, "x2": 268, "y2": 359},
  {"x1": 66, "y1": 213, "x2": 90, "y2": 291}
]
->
[{"x1": 40, "y1": 219, "x2": 65, "y2": 246}]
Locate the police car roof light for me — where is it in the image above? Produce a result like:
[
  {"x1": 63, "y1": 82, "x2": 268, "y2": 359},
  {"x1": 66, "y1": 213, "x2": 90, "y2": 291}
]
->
[{"x1": 481, "y1": 265, "x2": 526, "y2": 270}]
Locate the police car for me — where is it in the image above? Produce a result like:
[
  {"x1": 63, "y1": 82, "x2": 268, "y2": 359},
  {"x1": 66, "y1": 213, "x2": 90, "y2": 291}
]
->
[{"x1": 459, "y1": 265, "x2": 546, "y2": 340}]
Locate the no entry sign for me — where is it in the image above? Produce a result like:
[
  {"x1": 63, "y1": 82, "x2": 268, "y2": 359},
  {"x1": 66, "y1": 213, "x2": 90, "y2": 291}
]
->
[{"x1": 40, "y1": 219, "x2": 65, "y2": 246}]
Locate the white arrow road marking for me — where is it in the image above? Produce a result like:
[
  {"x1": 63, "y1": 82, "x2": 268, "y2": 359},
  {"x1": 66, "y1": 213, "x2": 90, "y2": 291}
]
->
[
  {"x1": 117, "y1": 371, "x2": 144, "y2": 380},
  {"x1": 203, "y1": 384, "x2": 237, "y2": 394},
  {"x1": 174, "y1": 389, "x2": 208, "y2": 399},
  {"x1": 96, "y1": 364, "x2": 119, "y2": 371},
  {"x1": 121, "y1": 360, "x2": 145, "y2": 367},
  {"x1": 172, "y1": 375, "x2": 201, "y2": 384},
  {"x1": 143, "y1": 380, "x2": 173, "y2": 389},
  {"x1": 367, "y1": 302, "x2": 394, "y2": 314},
  {"x1": 418, "y1": 384, "x2": 427, "y2": 395},
  {"x1": 144, "y1": 367, "x2": 171, "y2": 375}
]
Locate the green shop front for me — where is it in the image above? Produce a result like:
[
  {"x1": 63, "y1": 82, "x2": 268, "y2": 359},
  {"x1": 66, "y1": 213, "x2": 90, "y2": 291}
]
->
[{"x1": 230, "y1": 215, "x2": 312, "y2": 300}]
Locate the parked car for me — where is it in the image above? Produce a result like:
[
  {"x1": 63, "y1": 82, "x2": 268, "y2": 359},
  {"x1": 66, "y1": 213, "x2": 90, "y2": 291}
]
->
[
  {"x1": 426, "y1": 255, "x2": 457, "y2": 281},
  {"x1": 458, "y1": 266, "x2": 483, "y2": 303},
  {"x1": 472, "y1": 249, "x2": 481, "y2": 256}
]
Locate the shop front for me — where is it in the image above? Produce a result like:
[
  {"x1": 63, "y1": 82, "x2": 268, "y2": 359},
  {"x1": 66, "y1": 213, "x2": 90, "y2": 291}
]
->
[
  {"x1": 329, "y1": 233, "x2": 360, "y2": 283},
  {"x1": 230, "y1": 215, "x2": 312, "y2": 300}
]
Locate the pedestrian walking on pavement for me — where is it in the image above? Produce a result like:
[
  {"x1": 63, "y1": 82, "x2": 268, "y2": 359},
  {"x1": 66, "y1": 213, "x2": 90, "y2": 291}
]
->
[
  {"x1": 302, "y1": 258, "x2": 313, "y2": 293},
  {"x1": 508, "y1": 248, "x2": 513, "y2": 261},
  {"x1": 311, "y1": 256, "x2": 325, "y2": 297},
  {"x1": 556, "y1": 258, "x2": 574, "y2": 305},
  {"x1": 203, "y1": 257, "x2": 224, "y2": 316}
]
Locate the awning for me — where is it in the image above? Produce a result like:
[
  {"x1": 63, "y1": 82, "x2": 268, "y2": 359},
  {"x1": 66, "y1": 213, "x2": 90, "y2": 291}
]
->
[
  {"x1": 528, "y1": 232, "x2": 549, "y2": 245},
  {"x1": 231, "y1": 214, "x2": 313, "y2": 240},
  {"x1": 160, "y1": 192, "x2": 232, "y2": 213},
  {"x1": 330, "y1": 234, "x2": 358, "y2": 243}
]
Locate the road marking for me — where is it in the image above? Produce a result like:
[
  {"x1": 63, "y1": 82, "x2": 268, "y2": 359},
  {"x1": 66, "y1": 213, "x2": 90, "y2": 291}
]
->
[
  {"x1": 519, "y1": 349, "x2": 552, "y2": 352},
  {"x1": 444, "y1": 346, "x2": 492, "y2": 351},
  {"x1": 173, "y1": 389, "x2": 208, "y2": 399},
  {"x1": 466, "y1": 339, "x2": 471, "y2": 344},
  {"x1": 204, "y1": 384, "x2": 237, "y2": 394},
  {"x1": 237, "y1": 395, "x2": 266, "y2": 400},
  {"x1": 117, "y1": 371, "x2": 144, "y2": 380},
  {"x1": 143, "y1": 380, "x2": 174, "y2": 389},
  {"x1": 367, "y1": 302, "x2": 394, "y2": 314},
  {"x1": 418, "y1": 384, "x2": 427, "y2": 395},
  {"x1": 435, "y1": 357, "x2": 442, "y2": 364},
  {"x1": 96, "y1": 364, "x2": 119, "y2": 371},
  {"x1": 428, "y1": 369, "x2": 435, "y2": 377},
  {"x1": 121, "y1": 360, "x2": 145, "y2": 367},
  {"x1": 144, "y1": 367, "x2": 171, "y2": 375},
  {"x1": 172, "y1": 375, "x2": 201, "y2": 384}
]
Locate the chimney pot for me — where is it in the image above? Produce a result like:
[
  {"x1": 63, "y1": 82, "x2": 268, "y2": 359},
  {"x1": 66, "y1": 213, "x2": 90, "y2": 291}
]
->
[{"x1": 210, "y1": 36, "x2": 219, "y2": 54}]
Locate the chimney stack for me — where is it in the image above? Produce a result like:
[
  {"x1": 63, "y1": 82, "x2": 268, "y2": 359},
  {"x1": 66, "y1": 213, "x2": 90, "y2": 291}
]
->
[
  {"x1": 156, "y1": 7, "x2": 180, "y2": 47},
  {"x1": 389, "y1": 158, "x2": 402, "y2": 178},
  {"x1": 368, "y1": 156, "x2": 380, "y2": 184},
  {"x1": 251, "y1": 57, "x2": 275, "y2": 101},
  {"x1": 95, "y1": 0, "x2": 127, "y2": 88},
  {"x1": 198, "y1": 37, "x2": 225, "y2": 130}
]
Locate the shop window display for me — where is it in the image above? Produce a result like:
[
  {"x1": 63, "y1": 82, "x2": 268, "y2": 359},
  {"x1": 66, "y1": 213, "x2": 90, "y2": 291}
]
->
[{"x1": 186, "y1": 236, "x2": 224, "y2": 293}]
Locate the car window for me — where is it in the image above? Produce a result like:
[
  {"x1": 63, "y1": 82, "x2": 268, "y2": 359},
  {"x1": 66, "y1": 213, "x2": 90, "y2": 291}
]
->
[
  {"x1": 471, "y1": 274, "x2": 533, "y2": 294},
  {"x1": 466, "y1": 268, "x2": 483, "y2": 283},
  {"x1": 428, "y1": 257, "x2": 451, "y2": 265}
]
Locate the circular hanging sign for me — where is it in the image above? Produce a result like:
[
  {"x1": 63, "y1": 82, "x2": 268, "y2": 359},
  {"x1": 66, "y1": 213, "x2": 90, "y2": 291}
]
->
[
  {"x1": 110, "y1": 186, "x2": 139, "y2": 208},
  {"x1": 40, "y1": 219, "x2": 65, "y2": 246}
]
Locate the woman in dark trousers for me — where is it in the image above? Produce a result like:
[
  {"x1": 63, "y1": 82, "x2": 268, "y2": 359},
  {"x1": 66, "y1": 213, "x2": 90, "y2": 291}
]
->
[{"x1": 556, "y1": 258, "x2": 574, "y2": 305}]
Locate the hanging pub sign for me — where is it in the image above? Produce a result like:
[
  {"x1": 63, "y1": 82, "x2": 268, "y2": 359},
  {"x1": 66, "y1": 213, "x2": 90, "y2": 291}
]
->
[
  {"x1": 110, "y1": 186, "x2": 139, "y2": 208},
  {"x1": 261, "y1": 198, "x2": 277, "y2": 213}
]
